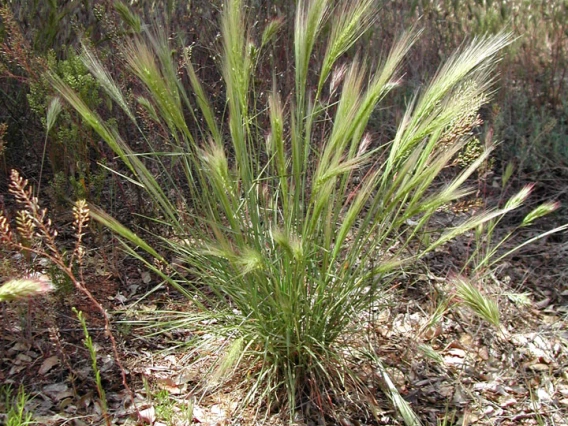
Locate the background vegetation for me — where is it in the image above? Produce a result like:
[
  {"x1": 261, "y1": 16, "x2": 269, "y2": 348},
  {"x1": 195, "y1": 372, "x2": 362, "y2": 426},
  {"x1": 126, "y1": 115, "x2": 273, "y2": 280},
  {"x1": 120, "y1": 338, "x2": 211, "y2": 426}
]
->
[
  {"x1": 0, "y1": 0, "x2": 566, "y2": 424},
  {"x1": 1, "y1": 1, "x2": 567, "y2": 194}
]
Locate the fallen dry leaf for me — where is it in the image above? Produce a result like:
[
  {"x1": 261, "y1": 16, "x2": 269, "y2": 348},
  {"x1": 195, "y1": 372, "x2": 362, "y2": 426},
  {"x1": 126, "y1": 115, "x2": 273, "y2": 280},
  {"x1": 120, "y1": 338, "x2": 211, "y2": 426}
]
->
[
  {"x1": 138, "y1": 405, "x2": 156, "y2": 424},
  {"x1": 43, "y1": 383, "x2": 74, "y2": 401},
  {"x1": 422, "y1": 325, "x2": 442, "y2": 340},
  {"x1": 477, "y1": 346, "x2": 489, "y2": 361},
  {"x1": 11, "y1": 342, "x2": 31, "y2": 352},
  {"x1": 38, "y1": 355, "x2": 59, "y2": 375},
  {"x1": 15, "y1": 353, "x2": 33, "y2": 363},
  {"x1": 141, "y1": 271, "x2": 152, "y2": 284},
  {"x1": 527, "y1": 363, "x2": 550, "y2": 372},
  {"x1": 499, "y1": 397, "x2": 517, "y2": 407},
  {"x1": 156, "y1": 377, "x2": 183, "y2": 394},
  {"x1": 8, "y1": 364, "x2": 27, "y2": 375}
]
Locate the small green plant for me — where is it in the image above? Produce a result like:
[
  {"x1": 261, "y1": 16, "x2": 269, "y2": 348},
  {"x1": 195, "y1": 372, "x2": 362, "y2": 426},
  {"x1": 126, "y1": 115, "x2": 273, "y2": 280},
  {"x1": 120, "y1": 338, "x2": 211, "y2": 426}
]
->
[
  {"x1": 364, "y1": 347, "x2": 422, "y2": 426},
  {"x1": 73, "y1": 307, "x2": 109, "y2": 425},
  {"x1": 154, "y1": 389, "x2": 193, "y2": 423},
  {"x1": 0, "y1": 385, "x2": 33, "y2": 426},
  {"x1": 437, "y1": 405, "x2": 456, "y2": 426},
  {"x1": 141, "y1": 377, "x2": 194, "y2": 424},
  {"x1": 453, "y1": 179, "x2": 567, "y2": 329},
  {"x1": 153, "y1": 389, "x2": 175, "y2": 420},
  {"x1": 417, "y1": 344, "x2": 444, "y2": 365},
  {"x1": 52, "y1": 0, "x2": 530, "y2": 419},
  {"x1": 497, "y1": 102, "x2": 568, "y2": 176}
]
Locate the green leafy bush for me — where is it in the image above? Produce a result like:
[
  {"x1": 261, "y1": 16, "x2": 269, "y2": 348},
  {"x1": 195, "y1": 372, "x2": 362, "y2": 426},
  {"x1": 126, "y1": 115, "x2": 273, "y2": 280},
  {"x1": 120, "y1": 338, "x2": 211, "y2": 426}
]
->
[
  {"x1": 53, "y1": 0, "x2": 523, "y2": 418},
  {"x1": 27, "y1": 49, "x2": 106, "y2": 202}
]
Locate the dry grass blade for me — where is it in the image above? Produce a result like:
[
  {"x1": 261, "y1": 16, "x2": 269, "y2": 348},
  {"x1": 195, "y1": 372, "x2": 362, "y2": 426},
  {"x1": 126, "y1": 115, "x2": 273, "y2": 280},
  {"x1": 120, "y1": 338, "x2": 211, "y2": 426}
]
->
[{"x1": 367, "y1": 349, "x2": 423, "y2": 426}]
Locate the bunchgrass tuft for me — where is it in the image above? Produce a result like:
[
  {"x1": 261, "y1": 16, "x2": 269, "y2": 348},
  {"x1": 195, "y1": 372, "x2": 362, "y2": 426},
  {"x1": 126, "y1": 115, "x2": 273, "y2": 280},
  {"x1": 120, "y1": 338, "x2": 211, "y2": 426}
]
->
[{"x1": 51, "y1": 0, "x2": 518, "y2": 419}]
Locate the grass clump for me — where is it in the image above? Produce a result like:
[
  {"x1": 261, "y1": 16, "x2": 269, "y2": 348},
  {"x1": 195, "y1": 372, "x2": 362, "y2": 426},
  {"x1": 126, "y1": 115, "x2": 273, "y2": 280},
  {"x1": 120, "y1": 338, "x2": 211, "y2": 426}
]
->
[{"x1": 51, "y1": 0, "x2": 520, "y2": 419}]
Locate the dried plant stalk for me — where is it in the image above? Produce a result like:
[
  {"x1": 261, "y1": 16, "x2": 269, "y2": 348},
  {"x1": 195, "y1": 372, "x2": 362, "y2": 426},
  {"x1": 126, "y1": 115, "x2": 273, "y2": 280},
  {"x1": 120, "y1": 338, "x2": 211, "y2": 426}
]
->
[{"x1": 0, "y1": 169, "x2": 134, "y2": 420}]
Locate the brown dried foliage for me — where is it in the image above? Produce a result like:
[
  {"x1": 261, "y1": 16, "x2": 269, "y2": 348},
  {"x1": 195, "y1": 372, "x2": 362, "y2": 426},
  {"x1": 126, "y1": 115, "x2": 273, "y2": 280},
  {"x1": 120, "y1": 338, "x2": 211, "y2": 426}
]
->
[{"x1": 0, "y1": 6, "x2": 46, "y2": 81}]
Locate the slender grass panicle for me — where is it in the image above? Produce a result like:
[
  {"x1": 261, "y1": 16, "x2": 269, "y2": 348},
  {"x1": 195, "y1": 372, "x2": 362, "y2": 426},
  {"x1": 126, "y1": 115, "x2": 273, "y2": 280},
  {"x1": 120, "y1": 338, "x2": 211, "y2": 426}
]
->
[
  {"x1": 0, "y1": 277, "x2": 53, "y2": 302},
  {"x1": 51, "y1": 0, "x2": 522, "y2": 418}
]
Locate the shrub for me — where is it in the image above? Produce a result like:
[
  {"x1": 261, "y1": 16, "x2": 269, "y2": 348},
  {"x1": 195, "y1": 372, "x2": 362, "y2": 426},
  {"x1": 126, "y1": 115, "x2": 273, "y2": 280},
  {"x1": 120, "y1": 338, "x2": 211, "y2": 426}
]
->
[
  {"x1": 52, "y1": 0, "x2": 521, "y2": 418},
  {"x1": 27, "y1": 49, "x2": 107, "y2": 201}
]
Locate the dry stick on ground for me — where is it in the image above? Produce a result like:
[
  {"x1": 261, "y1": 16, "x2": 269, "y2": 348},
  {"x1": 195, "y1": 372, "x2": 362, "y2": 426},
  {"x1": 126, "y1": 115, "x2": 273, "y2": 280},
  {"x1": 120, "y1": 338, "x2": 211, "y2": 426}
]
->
[{"x1": 0, "y1": 169, "x2": 136, "y2": 422}]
